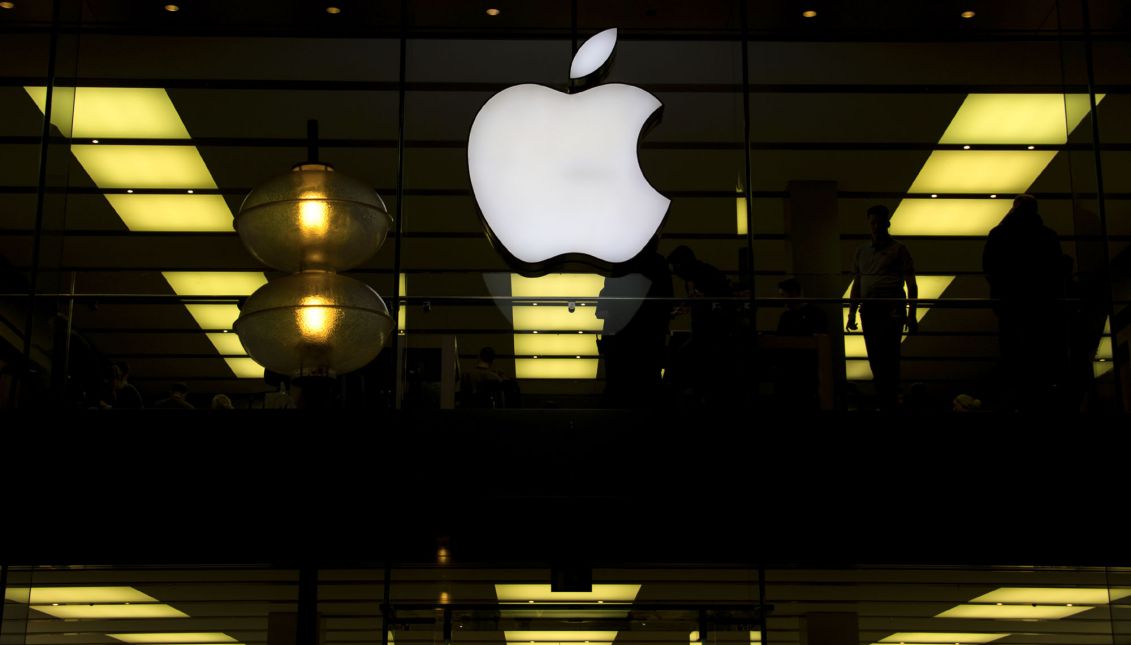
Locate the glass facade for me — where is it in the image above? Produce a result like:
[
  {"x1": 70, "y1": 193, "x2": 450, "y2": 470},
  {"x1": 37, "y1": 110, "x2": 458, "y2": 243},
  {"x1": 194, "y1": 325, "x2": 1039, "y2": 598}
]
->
[
  {"x1": 4, "y1": 565, "x2": 1131, "y2": 645},
  {"x1": 1, "y1": 0, "x2": 1130, "y2": 412}
]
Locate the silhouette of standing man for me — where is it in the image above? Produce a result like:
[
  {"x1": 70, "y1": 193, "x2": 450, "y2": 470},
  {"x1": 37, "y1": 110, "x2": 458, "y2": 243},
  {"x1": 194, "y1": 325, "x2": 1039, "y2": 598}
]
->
[
  {"x1": 982, "y1": 194, "x2": 1066, "y2": 411},
  {"x1": 847, "y1": 205, "x2": 918, "y2": 411}
]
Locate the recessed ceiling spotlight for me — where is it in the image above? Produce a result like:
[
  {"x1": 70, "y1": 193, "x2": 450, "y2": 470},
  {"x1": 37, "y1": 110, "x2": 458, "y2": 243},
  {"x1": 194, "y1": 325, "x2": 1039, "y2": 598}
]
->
[
  {"x1": 931, "y1": 194, "x2": 938, "y2": 198},
  {"x1": 990, "y1": 194, "x2": 997, "y2": 198},
  {"x1": 326, "y1": 6, "x2": 340, "y2": 14},
  {"x1": 531, "y1": 330, "x2": 538, "y2": 334},
  {"x1": 187, "y1": 189, "x2": 194, "y2": 194},
  {"x1": 802, "y1": 9, "x2": 817, "y2": 18},
  {"x1": 1027, "y1": 145, "x2": 1035, "y2": 149},
  {"x1": 961, "y1": 10, "x2": 975, "y2": 18},
  {"x1": 164, "y1": 4, "x2": 179, "y2": 12},
  {"x1": 962, "y1": 145, "x2": 971, "y2": 149},
  {"x1": 0, "y1": 2, "x2": 16, "y2": 9},
  {"x1": 486, "y1": 7, "x2": 501, "y2": 16},
  {"x1": 126, "y1": 189, "x2": 134, "y2": 193},
  {"x1": 92, "y1": 139, "x2": 99, "y2": 144}
]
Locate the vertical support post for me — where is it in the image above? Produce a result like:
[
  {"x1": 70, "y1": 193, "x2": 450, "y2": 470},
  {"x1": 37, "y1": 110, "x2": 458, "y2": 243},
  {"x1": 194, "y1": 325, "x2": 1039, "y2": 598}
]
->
[
  {"x1": 389, "y1": 0, "x2": 409, "y2": 408},
  {"x1": 296, "y1": 567, "x2": 318, "y2": 645},
  {"x1": 1081, "y1": 0, "x2": 1124, "y2": 408}
]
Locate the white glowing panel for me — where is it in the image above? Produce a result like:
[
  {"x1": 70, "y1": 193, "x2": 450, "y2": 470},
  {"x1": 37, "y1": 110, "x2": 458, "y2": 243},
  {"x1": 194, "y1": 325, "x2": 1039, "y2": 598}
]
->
[
  {"x1": 4, "y1": 587, "x2": 158, "y2": 604},
  {"x1": 506, "y1": 633, "x2": 617, "y2": 642},
  {"x1": 469, "y1": 29, "x2": 669, "y2": 264},
  {"x1": 163, "y1": 272, "x2": 267, "y2": 296},
  {"x1": 206, "y1": 332, "x2": 247, "y2": 355},
  {"x1": 936, "y1": 604, "x2": 1089, "y2": 620},
  {"x1": 971, "y1": 588, "x2": 1131, "y2": 605},
  {"x1": 939, "y1": 94, "x2": 1103, "y2": 145},
  {"x1": 890, "y1": 199, "x2": 1011, "y2": 236},
  {"x1": 33, "y1": 604, "x2": 188, "y2": 619},
  {"x1": 880, "y1": 635, "x2": 1008, "y2": 644},
  {"x1": 224, "y1": 357, "x2": 265, "y2": 379},
  {"x1": 570, "y1": 28, "x2": 618, "y2": 78},
  {"x1": 110, "y1": 635, "x2": 238, "y2": 644},
  {"x1": 25, "y1": 87, "x2": 191, "y2": 139},
  {"x1": 495, "y1": 584, "x2": 641, "y2": 603},
  {"x1": 514, "y1": 334, "x2": 598, "y2": 356},
  {"x1": 105, "y1": 194, "x2": 233, "y2": 232},
  {"x1": 908, "y1": 151, "x2": 1056, "y2": 195},
  {"x1": 515, "y1": 358, "x2": 599, "y2": 379},
  {"x1": 185, "y1": 304, "x2": 242, "y2": 330},
  {"x1": 72, "y1": 145, "x2": 218, "y2": 189}
]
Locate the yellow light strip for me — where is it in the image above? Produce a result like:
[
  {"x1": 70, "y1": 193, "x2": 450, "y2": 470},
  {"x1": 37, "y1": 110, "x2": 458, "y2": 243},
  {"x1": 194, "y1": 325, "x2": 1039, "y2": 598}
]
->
[
  {"x1": 33, "y1": 605, "x2": 188, "y2": 619},
  {"x1": 206, "y1": 332, "x2": 247, "y2": 355},
  {"x1": 505, "y1": 633, "x2": 617, "y2": 642},
  {"x1": 879, "y1": 634, "x2": 1009, "y2": 644},
  {"x1": 939, "y1": 94, "x2": 1103, "y2": 145},
  {"x1": 162, "y1": 272, "x2": 267, "y2": 297},
  {"x1": 110, "y1": 634, "x2": 238, "y2": 643},
  {"x1": 223, "y1": 357, "x2": 266, "y2": 380},
  {"x1": 25, "y1": 86, "x2": 254, "y2": 378},
  {"x1": 25, "y1": 87, "x2": 191, "y2": 139},
  {"x1": 890, "y1": 200, "x2": 1011, "y2": 237},
  {"x1": 495, "y1": 584, "x2": 641, "y2": 603},
  {"x1": 970, "y1": 587, "x2": 1131, "y2": 605},
  {"x1": 105, "y1": 194, "x2": 233, "y2": 232},
  {"x1": 4, "y1": 587, "x2": 158, "y2": 604},
  {"x1": 514, "y1": 334, "x2": 598, "y2": 356},
  {"x1": 185, "y1": 304, "x2": 242, "y2": 331},
  {"x1": 510, "y1": 275, "x2": 605, "y2": 379},
  {"x1": 936, "y1": 604, "x2": 1089, "y2": 620}
]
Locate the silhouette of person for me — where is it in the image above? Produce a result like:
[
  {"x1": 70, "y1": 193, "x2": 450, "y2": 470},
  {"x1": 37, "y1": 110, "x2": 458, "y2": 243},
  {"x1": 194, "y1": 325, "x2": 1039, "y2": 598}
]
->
[
  {"x1": 774, "y1": 277, "x2": 829, "y2": 409},
  {"x1": 667, "y1": 245, "x2": 734, "y2": 405},
  {"x1": 598, "y1": 250, "x2": 673, "y2": 407},
  {"x1": 112, "y1": 361, "x2": 143, "y2": 409},
  {"x1": 460, "y1": 346, "x2": 507, "y2": 408},
  {"x1": 982, "y1": 194, "x2": 1066, "y2": 411},
  {"x1": 847, "y1": 204, "x2": 918, "y2": 411},
  {"x1": 153, "y1": 382, "x2": 194, "y2": 409}
]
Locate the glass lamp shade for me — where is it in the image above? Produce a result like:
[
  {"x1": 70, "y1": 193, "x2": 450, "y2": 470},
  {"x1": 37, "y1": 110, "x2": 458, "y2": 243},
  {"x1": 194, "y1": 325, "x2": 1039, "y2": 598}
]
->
[
  {"x1": 234, "y1": 271, "x2": 394, "y2": 377},
  {"x1": 236, "y1": 163, "x2": 392, "y2": 272}
]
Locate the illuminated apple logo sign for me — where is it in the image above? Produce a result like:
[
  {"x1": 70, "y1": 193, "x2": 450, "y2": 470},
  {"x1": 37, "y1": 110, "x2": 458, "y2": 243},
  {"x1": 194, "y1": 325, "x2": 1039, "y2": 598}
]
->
[{"x1": 468, "y1": 28, "x2": 670, "y2": 273}]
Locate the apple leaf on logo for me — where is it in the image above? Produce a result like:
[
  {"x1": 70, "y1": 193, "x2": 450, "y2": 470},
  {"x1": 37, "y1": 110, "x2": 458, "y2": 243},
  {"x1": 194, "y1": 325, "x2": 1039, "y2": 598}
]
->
[{"x1": 569, "y1": 28, "x2": 617, "y2": 79}]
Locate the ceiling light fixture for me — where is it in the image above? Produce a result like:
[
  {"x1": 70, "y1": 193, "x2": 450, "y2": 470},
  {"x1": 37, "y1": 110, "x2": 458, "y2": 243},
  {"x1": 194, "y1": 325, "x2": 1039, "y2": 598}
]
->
[
  {"x1": 234, "y1": 124, "x2": 395, "y2": 380},
  {"x1": 326, "y1": 6, "x2": 340, "y2": 13},
  {"x1": 164, "y1": 4, "x2": 179, "y2": 11},
  {"x1": 486, "y1": 8, "x2": 500, "y2": 16},
  {"x1": 0, "y1": 2, "x2": 15, "y2": 9},
  {"x1": 802, "y1": 10, "x2": 817, "y2": 18},
  {"x1": 961, "y1": 10, "x2": 975, "y2": 18},
  {"x1": 92, "y1": 139, "x2": 99, "y2": 144}
]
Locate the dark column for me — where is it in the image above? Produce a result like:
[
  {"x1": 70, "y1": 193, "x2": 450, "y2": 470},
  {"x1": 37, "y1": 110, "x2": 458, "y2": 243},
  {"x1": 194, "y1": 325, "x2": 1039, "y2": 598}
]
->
[{"x1": 785, "y1": 181, "x2": 845, "y2": 406}]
